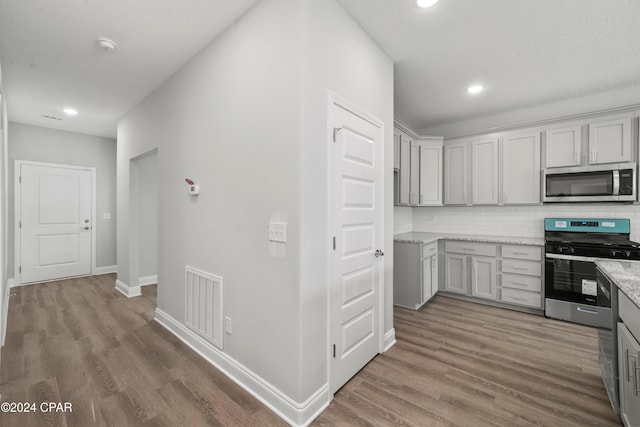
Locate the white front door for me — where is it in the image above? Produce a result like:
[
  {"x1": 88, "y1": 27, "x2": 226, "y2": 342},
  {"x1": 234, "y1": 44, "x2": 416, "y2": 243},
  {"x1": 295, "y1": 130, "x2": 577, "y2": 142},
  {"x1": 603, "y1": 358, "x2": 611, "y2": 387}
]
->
[
  {"x1": 18, "y1": 162, "x2": 93, "y2": 284},
  {"x1": 330, "y1": 97, "x2": 383, "y2": 392}
]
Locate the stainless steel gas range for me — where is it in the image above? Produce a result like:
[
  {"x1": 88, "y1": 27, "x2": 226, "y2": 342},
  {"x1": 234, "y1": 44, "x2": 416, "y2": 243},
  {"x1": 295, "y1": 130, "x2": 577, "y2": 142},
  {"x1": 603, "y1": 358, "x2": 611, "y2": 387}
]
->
[{"x1": 544, "y1": 218, "x2": 640, "y2": 328}]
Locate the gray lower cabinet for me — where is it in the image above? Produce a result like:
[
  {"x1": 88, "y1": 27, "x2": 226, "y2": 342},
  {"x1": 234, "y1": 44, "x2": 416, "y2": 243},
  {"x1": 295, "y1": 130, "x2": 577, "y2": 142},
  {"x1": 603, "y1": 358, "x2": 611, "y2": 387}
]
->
[
  {"x1": 394, "y1": 241, "x2": 437, "y2": 309},
  {"x1": 442, "y1": 240, "x2": 543, "y2": 310},
  {"x1": 499, "y1": 244, "x2": 543, "y2": 309},
  {"x1": 443, "y1": 241, "x2": 497, "y2": 300},
  {"x1": 618, "y1": 292, "x2": 640, "y2": 427}
]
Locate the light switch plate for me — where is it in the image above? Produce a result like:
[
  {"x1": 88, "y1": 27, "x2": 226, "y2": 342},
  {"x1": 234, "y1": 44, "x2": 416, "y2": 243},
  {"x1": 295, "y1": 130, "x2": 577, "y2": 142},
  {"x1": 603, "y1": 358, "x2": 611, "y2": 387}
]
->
[{"x1": 269, "y1": 221, "x2": 287, "y2": 243}]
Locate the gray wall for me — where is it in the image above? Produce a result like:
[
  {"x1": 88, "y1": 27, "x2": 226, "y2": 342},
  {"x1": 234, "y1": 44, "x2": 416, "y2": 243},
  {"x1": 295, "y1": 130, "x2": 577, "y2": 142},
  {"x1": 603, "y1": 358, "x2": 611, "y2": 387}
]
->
[
  {"x1": 117, "y1": 0, "x2": 392, "y2": 414},
  {"x1": 8, "y1": 122, "x2": 117, "y2": 277},
  {"x1": 136, "y1": 150, "x2": 158, "y2": 279}
]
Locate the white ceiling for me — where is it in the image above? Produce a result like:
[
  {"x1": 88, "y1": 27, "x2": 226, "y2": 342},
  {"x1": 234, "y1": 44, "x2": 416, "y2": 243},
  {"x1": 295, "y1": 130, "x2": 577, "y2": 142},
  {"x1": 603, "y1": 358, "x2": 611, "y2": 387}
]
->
[
  {"x1": 336, "y1": 0, "x2": 640, "y2": 136},
  {"x1": 1, "y1": 0, "x2": 640, "y2": 139},
  {"x1": 0, "y1": 0, "x2": 260, "y2": 138}
]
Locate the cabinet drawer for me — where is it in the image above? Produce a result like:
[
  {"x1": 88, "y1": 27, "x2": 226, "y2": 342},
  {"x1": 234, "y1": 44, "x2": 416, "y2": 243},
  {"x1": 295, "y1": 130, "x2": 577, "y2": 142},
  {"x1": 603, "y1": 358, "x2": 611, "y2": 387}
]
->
[
  {"x1": 445, "y1": 241, "x2": 496, "y2": 257},
  {"x1": 422, "y1": 242, "x2": 438, "y2": 258},
  {"x1": 501, "y1": 274, "x2": 541, "y2": 292},
  {"x1": 502, "y1": 245, "x2": 542, "y2": 261},
  {"x1": 620, "y1": 292, "x2": 640, "y2": 341},
  {"x1": 501, "y1": 288, "x2": 541, "y2": 309},
  {"x1": 502, "y1": 259, "x2": 542, "y2": 277}
]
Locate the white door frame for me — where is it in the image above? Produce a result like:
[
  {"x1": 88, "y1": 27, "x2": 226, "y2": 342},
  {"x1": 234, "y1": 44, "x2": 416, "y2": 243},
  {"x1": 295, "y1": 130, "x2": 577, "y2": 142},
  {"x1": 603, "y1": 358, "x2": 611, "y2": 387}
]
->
[
  {"x1": 326, "y1": 91, "x2": 385, "y2": 393},
  {"x1": 14, "y1": 160, "x2": 97, "y2": 285}
]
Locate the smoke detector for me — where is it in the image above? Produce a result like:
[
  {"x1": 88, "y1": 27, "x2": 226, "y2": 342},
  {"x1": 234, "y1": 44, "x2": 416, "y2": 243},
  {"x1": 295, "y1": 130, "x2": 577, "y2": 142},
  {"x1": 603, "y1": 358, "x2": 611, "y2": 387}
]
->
[{"x1": 97, "y1": 37, "x2": 118, "y2": 51}]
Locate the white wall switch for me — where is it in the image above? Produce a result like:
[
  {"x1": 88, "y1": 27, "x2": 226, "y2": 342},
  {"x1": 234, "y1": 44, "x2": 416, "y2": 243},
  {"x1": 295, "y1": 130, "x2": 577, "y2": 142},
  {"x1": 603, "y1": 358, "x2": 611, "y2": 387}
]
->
[
  {"x1": 269, "y1": 221, "x2": 287, "y2": 243},
  {"x1": 224, "y1": 316, "x2": 232, "y2": 335}
]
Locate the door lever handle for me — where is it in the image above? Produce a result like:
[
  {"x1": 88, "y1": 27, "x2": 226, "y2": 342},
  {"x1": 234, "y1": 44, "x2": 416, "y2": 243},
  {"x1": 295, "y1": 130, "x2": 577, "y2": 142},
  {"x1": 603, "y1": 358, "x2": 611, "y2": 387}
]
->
[{"x1": 82, "y1": 226, "x2": 90, "y2": 231}]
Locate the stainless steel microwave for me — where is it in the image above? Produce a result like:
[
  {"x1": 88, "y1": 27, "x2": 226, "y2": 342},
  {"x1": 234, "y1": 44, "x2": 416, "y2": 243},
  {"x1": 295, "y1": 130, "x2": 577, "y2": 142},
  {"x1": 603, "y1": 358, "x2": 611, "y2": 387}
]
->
[{"x1": 543, "y1": 162, "x2": 636, "y2": 203}]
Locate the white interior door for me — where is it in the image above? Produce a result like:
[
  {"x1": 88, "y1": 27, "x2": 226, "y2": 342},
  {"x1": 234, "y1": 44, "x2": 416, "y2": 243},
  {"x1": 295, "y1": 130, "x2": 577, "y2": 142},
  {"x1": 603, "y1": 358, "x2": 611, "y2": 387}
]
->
[
  {"x1": 330, "y1": 98, "x2": 383, "y2": 392},
  {"x1": 18, "y1": 162, "x2": 93, "y2": 284}
]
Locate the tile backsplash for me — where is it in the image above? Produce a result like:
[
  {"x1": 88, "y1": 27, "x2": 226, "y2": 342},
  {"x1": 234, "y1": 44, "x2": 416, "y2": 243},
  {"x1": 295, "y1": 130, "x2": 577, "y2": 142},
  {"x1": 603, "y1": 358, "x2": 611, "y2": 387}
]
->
[{"x1": 401, "y1": 204, "x2": 640, "y2": 242}]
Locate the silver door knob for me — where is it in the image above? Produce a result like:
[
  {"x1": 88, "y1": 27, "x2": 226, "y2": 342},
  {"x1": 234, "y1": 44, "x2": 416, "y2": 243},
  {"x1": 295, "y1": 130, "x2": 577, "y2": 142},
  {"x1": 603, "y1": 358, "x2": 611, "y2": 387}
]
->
[
  {"x1": 84, "y1": 219, "x2": 90, "y2": 223},
  {"x1": 82, "y1": 226, "x2": 90, "y2": 230},
  {"x1": 374, "y1": 249, "x2": 384, "y2": 257}
]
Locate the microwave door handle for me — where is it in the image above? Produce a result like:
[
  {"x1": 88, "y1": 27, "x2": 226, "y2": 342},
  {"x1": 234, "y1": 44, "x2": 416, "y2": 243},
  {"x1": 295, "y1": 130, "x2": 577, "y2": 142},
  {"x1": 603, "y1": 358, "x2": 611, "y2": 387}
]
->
[{"x1": 613, "y1": 170, "x2": 620, "y2": 196}]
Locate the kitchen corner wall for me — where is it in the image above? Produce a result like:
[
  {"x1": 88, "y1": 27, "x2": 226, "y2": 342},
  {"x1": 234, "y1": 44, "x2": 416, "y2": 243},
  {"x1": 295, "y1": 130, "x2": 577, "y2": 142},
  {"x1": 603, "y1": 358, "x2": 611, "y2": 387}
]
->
[
  {"x1": 394, "y1": 206, "x2": 412, "y2": 234},
  {"x1": 410, "y1": 205, "x2": 640, "y2": 241}
]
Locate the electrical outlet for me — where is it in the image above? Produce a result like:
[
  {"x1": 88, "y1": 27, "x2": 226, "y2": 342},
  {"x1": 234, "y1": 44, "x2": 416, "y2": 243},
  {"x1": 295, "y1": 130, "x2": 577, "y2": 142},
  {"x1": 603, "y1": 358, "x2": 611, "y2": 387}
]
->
[
  {"x1": 269, "y1": 221, "x2": 287, "y2": 243},
  {"x1": 224, "y1": 316, "x2": 232, "y2": 335}
]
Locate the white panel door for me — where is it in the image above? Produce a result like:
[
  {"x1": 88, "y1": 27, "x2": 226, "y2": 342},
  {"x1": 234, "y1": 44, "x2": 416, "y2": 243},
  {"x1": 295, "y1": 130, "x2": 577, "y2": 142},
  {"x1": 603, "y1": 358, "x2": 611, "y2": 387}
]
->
[
  {"x1": 19, "y1": 163, "x2": 92, "y2": 284},
  {"x1": 331, "y1": 100, "x2": 382, "y2": 393}
]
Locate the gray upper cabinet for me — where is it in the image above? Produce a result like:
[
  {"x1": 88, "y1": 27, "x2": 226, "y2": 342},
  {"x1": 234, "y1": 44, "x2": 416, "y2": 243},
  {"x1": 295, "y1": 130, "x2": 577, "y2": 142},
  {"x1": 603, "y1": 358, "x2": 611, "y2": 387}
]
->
[
  {"x1": 471, "y1": 137, "x2": 499, "y2": 205},
  {"x1": 418, "y1": 139, "x2": 443, "y2": 206},
  {"x1": 545, "y1": 125, "x2": 582, "y2": 168},
  {"x1": 410, "y1": 141, "x2": 420, "y2": 205},
  {"x1": 501, "y1": 131, "x2": 541, "y2": 205},
  {"x1": 398, "y1": 132, "x2": 411, "y2": 205},
  {"x1": 589, "y1": 117, "x2": 632, "y2": 164},
  {"x1": 444, "y1": 141, "x2": 469, "y2": 205}
]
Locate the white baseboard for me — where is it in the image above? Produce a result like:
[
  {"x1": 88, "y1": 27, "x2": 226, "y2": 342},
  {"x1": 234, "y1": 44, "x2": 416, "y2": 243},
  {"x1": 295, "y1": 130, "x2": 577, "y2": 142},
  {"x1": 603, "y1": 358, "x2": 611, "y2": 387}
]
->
[
  {"x1": 154, "y1": 308, "x2": 330, "y2": 426},
  {"x1": 115, "y1": 279, "x2": 142, "y2": 298},
  {"x1": 383, "y1": 328, "x2": 396, "y2": 352},
  {"x1": 95, "y1": 265, "x2": 117, "y2": 275},
  {"x1": 139, "y1": 274, "x2": 157, "y2": 286}
]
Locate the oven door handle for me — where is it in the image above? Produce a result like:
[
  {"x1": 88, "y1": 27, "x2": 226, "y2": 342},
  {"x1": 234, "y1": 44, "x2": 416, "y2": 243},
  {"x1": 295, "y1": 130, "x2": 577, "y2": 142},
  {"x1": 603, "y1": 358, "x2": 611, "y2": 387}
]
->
[{"x1": 545, "y1": 253, "x2": 601, "y2": 263}]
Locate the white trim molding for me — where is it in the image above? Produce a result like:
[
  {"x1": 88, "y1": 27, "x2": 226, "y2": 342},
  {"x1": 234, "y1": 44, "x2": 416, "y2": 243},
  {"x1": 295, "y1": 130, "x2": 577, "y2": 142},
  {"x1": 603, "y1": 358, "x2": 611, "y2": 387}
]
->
[
  {"x1": 115, "y1": 279, "x2": 141, "y2": 298},
  {"x1": 155, "y1": 308, "x2": 331, "y2": 426},
  {"x1": 139, "y1": 274, "x2": 157, "y2": 286},
  {"x1": 95, "y1": 265, "x2": 117, "y2": 275},
  {"x1": 383, "y1": 328, "x2": 396, "y2": 352}
]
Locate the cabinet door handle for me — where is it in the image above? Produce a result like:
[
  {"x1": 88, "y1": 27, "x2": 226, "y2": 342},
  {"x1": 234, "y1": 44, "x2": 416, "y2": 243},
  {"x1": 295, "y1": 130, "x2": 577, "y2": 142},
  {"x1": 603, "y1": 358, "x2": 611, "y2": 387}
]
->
[
  {"x1": 635, "y1": 361, "x2": 640, "y2": 396},
  {"x1": 503, "y1": 192, "x2": 508, "y2": 204},
  {"x1": 420, "y1": 194, "x2": 424, "y2": 204},
  {"x1": 574, "y1": 151, "x2": 579, "y2": 164},
  {"x1": 626, "y1": 349, "x2": 632, "y2": 381}
]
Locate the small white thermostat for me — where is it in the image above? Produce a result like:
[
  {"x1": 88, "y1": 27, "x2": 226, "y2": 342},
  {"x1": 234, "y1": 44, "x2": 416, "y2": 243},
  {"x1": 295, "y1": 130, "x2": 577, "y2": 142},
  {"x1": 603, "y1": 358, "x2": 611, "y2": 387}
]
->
[{"x1": 185, "y1": 178, "x2": 200, "y2": 196}]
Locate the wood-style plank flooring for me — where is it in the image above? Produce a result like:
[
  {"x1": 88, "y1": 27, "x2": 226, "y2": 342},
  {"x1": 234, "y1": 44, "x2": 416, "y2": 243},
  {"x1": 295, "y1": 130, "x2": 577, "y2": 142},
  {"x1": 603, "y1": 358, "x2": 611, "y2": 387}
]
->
[
  {"x1": 0, "y1": 274, "x2": 283, "y2": 426},
  {"x1": 316, "y1": 296, "x2": 622, "y2": 427},
  {"x1": 0, "y1": 276, "x2": 622, "y2": 426}
]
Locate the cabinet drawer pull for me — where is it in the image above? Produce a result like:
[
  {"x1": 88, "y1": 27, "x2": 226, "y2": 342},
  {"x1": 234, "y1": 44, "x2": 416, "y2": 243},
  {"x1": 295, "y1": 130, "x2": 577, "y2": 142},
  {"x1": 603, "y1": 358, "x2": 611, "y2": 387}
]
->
[
  {"x1": 462, "y1": 248, "x2": 476, "y2": 251},
  {"x1": 511, "y1": 266, "x2": 529, "y2": 271},
  {"x1": 509, "y1": 282, "x2": 528, "y2": 287},
  {"x1": 510, "y1": 296, "x2": 528, "y2": 302},
  {"x1": 511, "y1": 251, "x2": 529, "y2": 255}
]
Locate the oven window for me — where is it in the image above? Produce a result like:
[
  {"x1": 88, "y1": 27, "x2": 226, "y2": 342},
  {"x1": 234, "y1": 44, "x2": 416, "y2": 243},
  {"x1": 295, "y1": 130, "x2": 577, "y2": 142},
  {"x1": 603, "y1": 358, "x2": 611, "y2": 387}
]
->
[
  {"x1": 546, "y1": 171, "x2": 613, "y2": 197},
  {"x1": 545, "y1": 258, "x2": 601, "y2": 305}
]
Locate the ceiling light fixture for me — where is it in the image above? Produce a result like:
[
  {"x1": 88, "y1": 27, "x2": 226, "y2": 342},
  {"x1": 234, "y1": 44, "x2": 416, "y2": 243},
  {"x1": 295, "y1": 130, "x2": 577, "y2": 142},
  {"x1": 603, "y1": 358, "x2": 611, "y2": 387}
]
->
[
  {"x1": 417, "y1": 0, "x2": 439, "y2": 8},
  {"x1": 63, "y1": 108, "x2": 78, "y2": 116},
  {"x1": 467, "y1": 84, "x2": 484, "y2": 94},
  {"x1": 97, "y1": 37, "x2": 118, "y2": 51}
]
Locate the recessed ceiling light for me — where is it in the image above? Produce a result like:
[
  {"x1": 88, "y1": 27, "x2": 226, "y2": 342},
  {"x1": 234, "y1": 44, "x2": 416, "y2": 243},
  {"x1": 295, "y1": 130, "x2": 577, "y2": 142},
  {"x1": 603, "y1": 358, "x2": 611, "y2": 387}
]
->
[
  {"x1": 417, "y1": 0, "x2": 439, "y2": 8},
  {"x1": 63, "y1": 108, "x2": 78, "y2": 116},
  {"x1": 97, "y1": 37, "x2": 118, "y2": 51},
  {"x1": 467, "y1": 85, "x2": 484, "y2": 94}
]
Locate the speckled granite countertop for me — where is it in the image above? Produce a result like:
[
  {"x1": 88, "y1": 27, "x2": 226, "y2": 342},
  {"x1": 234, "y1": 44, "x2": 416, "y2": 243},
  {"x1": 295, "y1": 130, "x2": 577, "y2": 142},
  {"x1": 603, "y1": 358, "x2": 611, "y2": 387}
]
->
[
  {"x1": 394, "y1": 232, "x2": 544, "y2": 247},
  {"x1": 596, "y1": 260, "x2": 640, "y2": 308}
]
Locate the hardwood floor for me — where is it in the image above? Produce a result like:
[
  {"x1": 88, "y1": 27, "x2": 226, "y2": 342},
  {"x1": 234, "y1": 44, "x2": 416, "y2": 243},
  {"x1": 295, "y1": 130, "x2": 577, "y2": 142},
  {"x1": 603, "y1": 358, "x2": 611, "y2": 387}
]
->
[
  {"x1": 0, "y1": 275, "x2": 284, "y2": 427},
  {"x1": 315, "y1": 296, "x2": 622, "y2": 427},
  {"x1": 0, "y1": 277, "x2": 622, "y2": 426}
]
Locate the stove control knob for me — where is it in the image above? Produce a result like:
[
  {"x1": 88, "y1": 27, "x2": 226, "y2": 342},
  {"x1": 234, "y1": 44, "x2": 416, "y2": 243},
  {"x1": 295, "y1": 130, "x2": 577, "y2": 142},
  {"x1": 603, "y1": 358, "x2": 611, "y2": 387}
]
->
[
  {"x1": 568, "y1": 247, "x2": 575, "y2": 254},
  {"x1": 625, "y1": 250, "x2": 631, "y2": 258},
  {"x1": 610, "y1": 249, "x2": 619, "y2": 257}
]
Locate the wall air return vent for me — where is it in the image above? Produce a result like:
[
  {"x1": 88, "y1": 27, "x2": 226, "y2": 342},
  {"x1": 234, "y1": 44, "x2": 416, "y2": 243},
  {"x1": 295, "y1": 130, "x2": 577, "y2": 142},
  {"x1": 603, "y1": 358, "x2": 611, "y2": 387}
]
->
[{"x1": 185, "y1": 266, "x2": 223, "y2": 350}]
